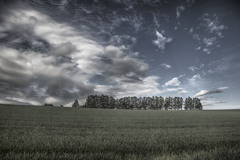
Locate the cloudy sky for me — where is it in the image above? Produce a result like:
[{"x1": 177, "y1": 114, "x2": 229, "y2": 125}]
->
[{"x1": 0, "y1": 0, "x2": 240, "y2": 109}]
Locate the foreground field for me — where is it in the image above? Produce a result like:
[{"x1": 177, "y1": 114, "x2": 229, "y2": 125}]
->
[{"x1": 0, "y1": 104, "x2": 240, "y2": 160}]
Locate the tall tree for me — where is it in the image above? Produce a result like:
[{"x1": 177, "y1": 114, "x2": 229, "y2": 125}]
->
[{"x1": 164, "y1": 97, "x2": 170, "y2": 110}]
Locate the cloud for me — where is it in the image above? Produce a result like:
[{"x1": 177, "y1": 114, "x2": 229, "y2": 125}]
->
[
  {"x1": 190, "y1": 13, "x2": 227, "y2": 55},
  {"x1": 161, "y1": 63, "x2": 172, "y2": 69},
  {"x1": 5, "y1": 97, "x2": 41, "y2": 106},
  {"x1": 189, "y1": 27, "x2": 193, "y2": 33},
  {"x1": 0, "y1": 2, "x2": 160, "y2": 106},
  {"x1": 203, "y1": 48, "x2": 211, "y2": 55},
  {"x1": 163, "y1": 87, "x2": 188, "y2": 94},
  {"x1": 163, "y1": 76, "x2": 182, "y2": 87},
  {"x1": 111, "y1": 13, "x2": 144, "y2": 32},
  {"x1": 195, "y1": 87, "x2": 228, "y2": 97},
  {"x1": 95, "y1": 76, "x2": 161, "y2": 98},
  {"x1": 207, "y1": 55, "x2": 240, "y2": 75},
  {"x1": 202, "y1": 100, "x2": 226, "y2": 106},
  {"x1": 202, "y1": 13, "x2": 227, "y2": 37},
  {"x1": 203, "y1": 37, "x2": 216, "y2": 47},
  {"x1": 176, "y1": 5, "x2": 185, "y2": 19},
  {"x1": 188, "y1": 64, "x2": 204, "y2": 72},
  {"x1": 188, "y1": 66, "x2": 198, "y2": 72},
  {"x1": 188, "y1": 74, "x2": 201, "y2": 85},
  {"x1": 153, "y1": 13, "x2": 160, "y2": 28},
  {"x1": 153, "y1": 30, "x2": 173, "y2": 50},
  {"x1": 109, "y1": 34, "x2": 137, "y2": 49}
]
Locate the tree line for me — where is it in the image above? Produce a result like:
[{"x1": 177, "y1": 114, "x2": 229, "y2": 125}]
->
[{"x1": 72, "y1": 95, "x2": 203, "y2": 110}]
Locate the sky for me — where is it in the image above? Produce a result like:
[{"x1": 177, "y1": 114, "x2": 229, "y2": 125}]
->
[{"x1": 0, "y1": 0, "x2": 240, "y2": 109}]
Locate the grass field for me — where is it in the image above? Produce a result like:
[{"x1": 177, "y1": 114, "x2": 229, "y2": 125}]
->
[{"x1": 0, "y1": 104, "x2": 240, "y2": 160}]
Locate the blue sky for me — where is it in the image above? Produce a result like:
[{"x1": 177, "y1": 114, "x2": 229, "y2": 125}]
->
[{"x1": 0, "y1": 0, "x2": 240, "y2": 109}]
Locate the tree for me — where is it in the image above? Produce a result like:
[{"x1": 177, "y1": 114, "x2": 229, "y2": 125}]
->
[
  {"x1": 185, "y1": 97, "x2": 193, "y2": 110},
  {"x1": 109, "y1": 96, "x2": 116, "y2": 109},
  {"x1": 72, "y1": 99, "x2": 80, "y2": 107},
  {"x1": 193, "y1": 98, "x2": 203, "y2": 110},
  {"x1": 178, "y1": 97, "x2": 183, "y2": 110},
  {"x1": 44, "y1": 103, "x2": 54, "y2": 107},
  {"x1": 164, "y1": 97, "x2": 170, "y2": 110},
  {"x1": 158, "y1": 96, "x2": 164, "y2": 110},
  {"x1": 196, "y1": 102, "x2": 203, "y2": 110},
  {"x1": 83, "y1": 95, "x2": 202, "y2": 110}
]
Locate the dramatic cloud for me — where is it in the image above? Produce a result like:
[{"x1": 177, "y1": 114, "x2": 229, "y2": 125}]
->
[
  {"x1": 0, "y1": 2, "x2": 160, "y2": 106},
  {"x1": 0, "y1": 0, "x2": 239, "y2": 109},
  {"x1": 153, "y1": 31, "x2": 173, "y2": 50},
  {"x1": 195, "y1": 87, "x2": 228, "y2": 97}
]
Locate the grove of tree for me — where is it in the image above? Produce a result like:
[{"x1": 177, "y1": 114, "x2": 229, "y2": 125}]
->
[{"x1": 77, "y1": 95, "x2": 203, "y2": 110}]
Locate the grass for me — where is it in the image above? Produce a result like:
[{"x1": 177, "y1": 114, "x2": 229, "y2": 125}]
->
[{"x1": 0, "y1": 104, "x2": 240, "y2": 160}]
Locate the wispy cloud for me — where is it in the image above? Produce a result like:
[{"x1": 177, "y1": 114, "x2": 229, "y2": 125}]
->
[
  {"x1": 195, "y1": 87, "x2": 228, "y2": 97},
  {"x1": 164, "y1": 87, "x2": 188, "y2": 94},
  {"x1": 163, "y1": 76, "x2": 183, "y2": 87},
  {"x1": 203, "y1": 48, "x2": 211, "y2": 55},
  {"x1": 190, "y1": 13, "x2": 227, "y2": 55},
  {"x1": 176, "y1": 5, "x2": 185, "y2": 19},
  {"x1": 188, "y1": 64, "x2": 204, "y2": 72},
  {"x1": 188, "y1": 74, "x2": 201, "y2": 85},
  {"x1": 161, "y1": 63, "x2": 172, "y2": 69},
  {"x1": 188, "y1": 66, "x2": 198, "y2": 71},
  {"x1": 153, "y1": 30, "x2": 173, "y2": 50},
  {"x1": 111, "y1": 13, "x2": 144, "y2": 32},
  {"x1": 109, "y1": 34, "x2": 137, "y2": 49},
  {"x1": 202, "y1": 13, "x2": 227, "y2": 37},
  {"x1": 153, "y1": 13, "x2": 160, "y2": 28},
  {"x1": 202, "y1": 100, "x2": 226, "y2": 106},
  {"x1": 207, "y1": 55, "x2": 240, "y2": 75},
  {"x1": 203, "y1": 37, "x2": 217, "y2": 46}
]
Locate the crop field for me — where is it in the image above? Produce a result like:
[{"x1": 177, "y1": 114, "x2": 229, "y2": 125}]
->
[{"x1": 0, "y1": 104, "x2": 240, "y2": 160}]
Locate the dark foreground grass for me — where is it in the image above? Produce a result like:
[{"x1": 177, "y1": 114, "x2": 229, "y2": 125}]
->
[{"x1": 0, "y1": 104, "x2": 240, "y2": 160}]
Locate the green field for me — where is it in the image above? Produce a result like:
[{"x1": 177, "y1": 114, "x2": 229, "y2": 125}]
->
[{"x1": 0, "y1": 104, "x2": 240, "y2": 160}]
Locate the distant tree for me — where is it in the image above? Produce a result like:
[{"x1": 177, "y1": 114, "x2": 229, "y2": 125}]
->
[
  {"x1": 44, "y1": 103, "x2": 54, "y2": 107},
  {"x1": 196, "y1": 102, "x2": 203, "y2": 110},
  {"x1": 172, "y1": 97, "x2": 178, "y2": 110},
  {"x1": 83, "y1": 95, "x2": 202, "y2": 111},
  {"x1": 72, "y1": 99, "x2": 80, "y2": 108},
  {"x1": 158, "y1": 96, "x2": 164, "y2": 110},
  {"x1": 178, "y1": 97, "x2": 183, "y2": 110},
  {"x1": 164, "y1": 97, "x2": 170, "y2": 110},
  {"x1": 130, "y1": 97, "x2": 138, "y2": 109},
  {"x1": 193, "y1": 98, "x2": 203, "y2": 110},
  {"x1": 151, "y1": 96, "x2": 157, "y2": 110},
  {"x1": 185, "y1": 97, "x2": 193, "y2": 110},
  {"x1": 109, "y1": 96, "x2": 115, "y2": 109}
]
